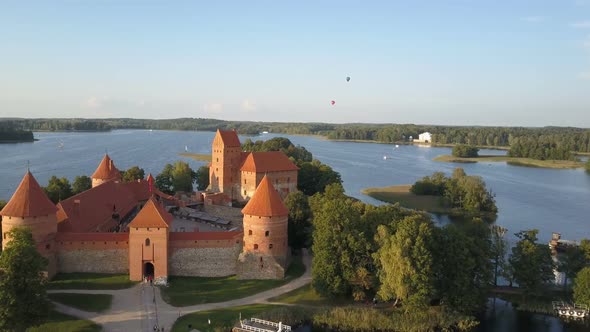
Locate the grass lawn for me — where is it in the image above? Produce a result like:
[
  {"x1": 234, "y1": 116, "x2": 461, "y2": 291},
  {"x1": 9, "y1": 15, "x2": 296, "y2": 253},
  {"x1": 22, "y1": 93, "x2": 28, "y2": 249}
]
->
[
  {"x1": 161, "y1": 255, "x2": 305, "y2": 307},
  {"x1": 27, "y1": 309, "x2": 102, "y2": 332},
  {"x1": 49, "y1": 273, "x2": 137, "y2": 290},
  {"x1": 361, "y1": 185, "x2": 450, "y2": 214},
  {"x1": 49, "y1": 293, "x2": 113, "y2": 313},
  {"x1": 178, "y1": 152, "x2": 212, "y2": 161},
  {"x1": 268, "y1": 284, "x2": 353, "y2": 306},
  {"x1": 171, "y1": 304, "x2": 283, "y2": 332},
  {"x1": 433, "y1": 154, "x2": 583, "y2": 169}
]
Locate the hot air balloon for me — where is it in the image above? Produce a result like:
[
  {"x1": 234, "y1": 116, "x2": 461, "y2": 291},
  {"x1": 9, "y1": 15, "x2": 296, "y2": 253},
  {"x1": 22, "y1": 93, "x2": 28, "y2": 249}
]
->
[
  {"x1": 346, "y1": 76, "x2": 350, "y2": 82},
  {"x1": 331, "y1": 100, "x2": 335, "y2": 106}
]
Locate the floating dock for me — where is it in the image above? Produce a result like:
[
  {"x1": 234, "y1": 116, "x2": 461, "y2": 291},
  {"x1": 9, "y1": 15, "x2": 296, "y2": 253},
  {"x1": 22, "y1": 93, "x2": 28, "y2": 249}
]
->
[
  {"x1": 553, "y1": 301, "x2": 589, "y2": 319},
  {"x1": 233, "y1": 317, "x2": 292, "y2": 332}
]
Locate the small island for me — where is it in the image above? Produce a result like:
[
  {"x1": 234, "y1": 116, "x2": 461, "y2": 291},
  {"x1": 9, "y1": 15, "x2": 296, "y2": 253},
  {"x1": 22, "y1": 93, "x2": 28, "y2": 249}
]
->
[
  {"x1": 363, "y1": 167, "x2": 498, "y2": 219},
  {"x1": 0, "y1": 129, "x2": 35, "y2": 143},
  {"x1": 434, "y1": 144, "x2": 584, "y2": 169}
]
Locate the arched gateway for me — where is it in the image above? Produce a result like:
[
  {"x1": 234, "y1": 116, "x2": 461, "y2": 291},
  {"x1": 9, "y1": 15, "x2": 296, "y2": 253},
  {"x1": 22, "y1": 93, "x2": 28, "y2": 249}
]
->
[{"x1": 144, "y1": 262, "x2": 155, "y2": 279}]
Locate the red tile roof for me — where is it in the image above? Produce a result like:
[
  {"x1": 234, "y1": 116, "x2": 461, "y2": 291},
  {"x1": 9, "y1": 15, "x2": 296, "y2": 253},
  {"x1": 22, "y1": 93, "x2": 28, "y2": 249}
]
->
[
  {"x1": 217, "y1": 129, "x2": 241, "y2": 147},
  {"x1": 0, "y1": 171, "x2": 58, "y2": 218},
  {"x1": 240, "y1": 151, "x2": 299, "y2": 173},
  {"x1": 128, "y1": 197, "x2": 172, "y2": 228},
  {"x1": 169, "y1": 231, "x2": 241, "y2": 241},
  {"x1": 56, "y1": 232, "x2": 129, "y2": 242},
  {"x1": 241, "y1": 175, "x2": 289, "y2": 217},
  {"x1": 91, "y1": 154, "x2": 121, "y2": 180},
  {"x1": 57, "y1": 180, "x2": 151, "y2": 232}
]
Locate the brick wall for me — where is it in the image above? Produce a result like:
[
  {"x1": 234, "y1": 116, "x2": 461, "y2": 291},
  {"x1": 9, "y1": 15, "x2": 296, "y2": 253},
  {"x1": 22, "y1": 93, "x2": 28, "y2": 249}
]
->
[
  {"x1": 169, "y1": 244, "x2": 241, "y2": 277},
  {"x1": 236, "y1": 252, "x2": 285, "y2": 280}
]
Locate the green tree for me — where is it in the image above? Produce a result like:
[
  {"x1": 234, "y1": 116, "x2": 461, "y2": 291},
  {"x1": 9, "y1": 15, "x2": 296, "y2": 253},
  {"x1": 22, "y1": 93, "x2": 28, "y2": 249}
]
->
[
  {"x1": 155, "y1": 164, "x2": 174, "y2": 194},
  {"x1": 509, "y1": 230, "x2": 554, "y2": 297},
  {"x1": 171, "y1": 161, "x2": 196, "y2": 192},
  {"x1": 311, "y1": 194, "x2": 371, "y2": 299},
  {"x1": 558, "y1": 246, "x2": 588, "y2": 291},
  {"x1": 297, "y1": 160, "x2": 342, "y2": 196},
  {"x1": 195, "y1": 166, "x2": 210, "y2": 191},
  {"x1": 574, "y1": 267, "x2": 590, "y2": 305},
  {"x1": 0, "y1": 228, "x2": 49, "y2": 331},
  {"x1": 0, "y1": 200, "x2": 6, "y2": 211},
  {"x1": 155, "y1": 162, "x2": 196, "y2": 194},
  {"x1": 121, "y1": 166, "x2": 145, "y2": 183},
  {"x1": 490, "y1": 225, "x2": 508, "y2": 286},
  {"x1": 373, "y1": 215, "x2": 437, "y2": 307},
  {"x1": 284, "y1": 191, "x2": 311, "y2": 250},
  {"x1": 452, "y1": 144, "x2": 479, "y2": 158},
  {"x1": 43, "y1": 176, "x2": 73, "y2": 203},
  {"x1": 436, "y1": 220, "x2": 493, "y2": 313},
  {"x1": 72, "y1": 175, "x2": 92, "y2": 194},
  {"x1": 586, "y1": 159, "x2": 590, "y2": 173},
  {"x1": 580, "y1": 239, "x2": 590, "y2": 261}
]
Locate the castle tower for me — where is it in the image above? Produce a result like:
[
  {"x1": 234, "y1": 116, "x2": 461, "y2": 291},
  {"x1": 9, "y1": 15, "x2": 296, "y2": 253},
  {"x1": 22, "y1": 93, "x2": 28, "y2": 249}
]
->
[
  {"x1": 0, "y1": 171, "x2": 59, "y2": 277},
  {"x1": 209, "y1": 129, "x2": 242, "y2": 199},
  {"x1": 237, "y1": 175, "x2": 289, "y2": 279},
  {"x1": 128, "y1": 197, "x2": 170, "y2": 282},
  {"x1": 91, "y1": 154, "x2": 122, "y2": 188}
]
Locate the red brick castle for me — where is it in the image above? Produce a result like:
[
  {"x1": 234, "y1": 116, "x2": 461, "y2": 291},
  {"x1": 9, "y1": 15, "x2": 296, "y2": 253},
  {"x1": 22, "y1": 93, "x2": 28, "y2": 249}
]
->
[{"x1": 0, "y1": 129, "x2": 295, "y2": 282}]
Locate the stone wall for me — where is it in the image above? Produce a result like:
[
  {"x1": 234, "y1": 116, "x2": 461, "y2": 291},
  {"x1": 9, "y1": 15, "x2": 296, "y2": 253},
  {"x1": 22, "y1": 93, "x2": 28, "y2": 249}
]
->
[
  {"x1": 236, "y1": 252, "x2": 286, "y2": 280},
  {"x1": 169, "y1": 244, "x2": 241, "y2": 277},
  {"x1": 57, "y1": 249, "x2": 128, "y2": 273}
]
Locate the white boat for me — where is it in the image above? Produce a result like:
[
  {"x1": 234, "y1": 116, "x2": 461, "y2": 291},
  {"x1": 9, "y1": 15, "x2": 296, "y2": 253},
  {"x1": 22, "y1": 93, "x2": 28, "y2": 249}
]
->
[
  {"x1": 383, "y1": 156, "x2": 387, "y2": 160},
  {"x1": 262, "y1": 131, "x2": 269, "y2": 134},
  {"x1": 58, "y1": 141, "x2": 64, "y2": 149},
  {"x1": 395, "y1": 145, "x2": 399, "y2": 148},
  {"x1": 185, "y1": 146, "x2": 188, "y2": 152}
]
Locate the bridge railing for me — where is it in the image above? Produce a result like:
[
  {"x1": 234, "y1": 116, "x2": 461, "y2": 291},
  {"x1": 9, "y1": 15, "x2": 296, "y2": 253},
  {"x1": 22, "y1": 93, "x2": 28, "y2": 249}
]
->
[{"x1": 250, "y1": 318, "x2": 292, "y2": 331}]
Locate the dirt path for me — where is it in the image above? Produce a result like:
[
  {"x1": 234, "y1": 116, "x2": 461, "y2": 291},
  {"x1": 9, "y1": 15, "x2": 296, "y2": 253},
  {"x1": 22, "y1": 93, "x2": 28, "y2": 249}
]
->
[{"x1": 49, "y1": 250, "x2": 312, "y2": 331}]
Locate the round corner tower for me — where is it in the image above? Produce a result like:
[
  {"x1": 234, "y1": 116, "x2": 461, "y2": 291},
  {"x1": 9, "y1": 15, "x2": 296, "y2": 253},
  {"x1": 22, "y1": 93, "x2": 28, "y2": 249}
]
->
[
  {"x1": 240, "y1": 175, "x2": 289, "y2": 260},
  {"x1": 0, "y1": 171, "x2": 59, "y2": 277},
  {"x1": 91, "y1": 154, "x2": 122, "y2": 187}
]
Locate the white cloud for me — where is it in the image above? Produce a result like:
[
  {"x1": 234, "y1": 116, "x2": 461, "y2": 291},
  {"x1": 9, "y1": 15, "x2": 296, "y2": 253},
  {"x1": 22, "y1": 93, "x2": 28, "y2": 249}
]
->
[
  {"x1": 203, "y1": 102, "x2": 223, "y2": 113},
  {"x1": 85, "y1": 96, "x2": 102, "y2": 109},
  {"x1": 571, "y1": 21, "x2": 590, "y2": 28},
  {"x1": 521, "y1": 16, "x2": 545, "y2": 23},
  {"x1": 240, "y1": 99, "x2": 257, "y2": 111},
  {"x1": 578, "y1": 71, "x2": 590, "y2": 80}
]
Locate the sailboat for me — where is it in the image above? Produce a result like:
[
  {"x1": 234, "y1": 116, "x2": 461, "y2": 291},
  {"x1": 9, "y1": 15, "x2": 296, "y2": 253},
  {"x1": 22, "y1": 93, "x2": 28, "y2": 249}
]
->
[
  {"x1": 185, "y1": 145, "x2": 189, "y2": 152},
  {"x1": 58, "y1": 140, "x2": 64, "y2": 149}
]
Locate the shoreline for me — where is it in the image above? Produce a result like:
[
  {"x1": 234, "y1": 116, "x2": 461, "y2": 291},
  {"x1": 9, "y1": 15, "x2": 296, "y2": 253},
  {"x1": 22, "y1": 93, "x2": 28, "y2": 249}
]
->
[{"x1": 433, "y1": 155, "x2": 583, "y2": 169}]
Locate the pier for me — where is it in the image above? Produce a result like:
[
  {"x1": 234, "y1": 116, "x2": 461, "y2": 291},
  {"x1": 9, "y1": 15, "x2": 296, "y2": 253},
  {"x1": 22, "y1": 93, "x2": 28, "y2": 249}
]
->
[
  {"x1": 552, "y1": 301, "x2": 589, "y2": 319},
  {"x1": 233, "y1": 317, "x2": 292, "y2": 332}
]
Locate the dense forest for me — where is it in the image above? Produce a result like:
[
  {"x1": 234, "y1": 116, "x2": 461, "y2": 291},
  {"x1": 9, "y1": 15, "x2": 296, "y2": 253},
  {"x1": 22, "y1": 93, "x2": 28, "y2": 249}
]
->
[{"x1": 2, "y1": 118, "x2": 590, "y2": 156}]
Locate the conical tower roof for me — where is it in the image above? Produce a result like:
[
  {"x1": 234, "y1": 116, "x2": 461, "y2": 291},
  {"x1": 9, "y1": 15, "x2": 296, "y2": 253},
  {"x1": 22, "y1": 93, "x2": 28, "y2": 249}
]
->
[
  {"x1": 241, "y1": 175, "x2": 288, "y2": 217},
  {"x1": 91, "y1": 154, "x2": 121, "y2": 180},
  {"x1": 0, "y1": 171, "x2": 58, "y2": 217},
  {"x1": 128, "y1": 196, "x2": 172, "y2": 228}
]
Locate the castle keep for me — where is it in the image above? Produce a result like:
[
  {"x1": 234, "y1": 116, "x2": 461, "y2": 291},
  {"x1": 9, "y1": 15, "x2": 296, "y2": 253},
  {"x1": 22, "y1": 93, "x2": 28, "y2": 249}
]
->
[{"x1": 0, "y1": 129, "x2": 295, "y2": 281}]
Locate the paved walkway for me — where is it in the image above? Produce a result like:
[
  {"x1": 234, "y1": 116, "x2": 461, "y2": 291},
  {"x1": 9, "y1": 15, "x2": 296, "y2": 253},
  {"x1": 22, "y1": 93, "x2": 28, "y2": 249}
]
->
[{"x1": 49, "y1": 250, "x2": 312, "y2": 332}]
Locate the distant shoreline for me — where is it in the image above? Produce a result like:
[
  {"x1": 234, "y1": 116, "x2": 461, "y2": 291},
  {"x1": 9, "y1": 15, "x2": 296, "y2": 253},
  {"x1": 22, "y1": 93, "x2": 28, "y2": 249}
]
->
[{"x1": 433, "y1": 154, "x2": 584, "y2": 169}]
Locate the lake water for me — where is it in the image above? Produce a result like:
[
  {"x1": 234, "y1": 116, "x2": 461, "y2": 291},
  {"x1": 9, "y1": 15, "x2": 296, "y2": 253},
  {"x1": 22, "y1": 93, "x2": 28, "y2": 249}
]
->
[
  {"x1": 1, "y1": 130, "x2": 589, "y2": 245},
  {"x1": 1, "y1": 130, "x2": 590, "y2": 331}
]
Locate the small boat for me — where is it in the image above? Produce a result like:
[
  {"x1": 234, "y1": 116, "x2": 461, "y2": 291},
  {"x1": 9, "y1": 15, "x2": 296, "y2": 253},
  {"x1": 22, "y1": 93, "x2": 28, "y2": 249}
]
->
[
  {"x1": 395, "y1": 145, "x2": 399, "y2": 148},
  {"x1": 383, "y1": 156, "x2": 387, "y2": 160},
  {"x1": 185, "y1": 146, "x2": 188, "y2": 152},
  {"x1": 262, "y1": 131, "x2": 269, "y2": 134},
  {"x1": 58, "y1": 141, "x2": 64, "y2": 149}
]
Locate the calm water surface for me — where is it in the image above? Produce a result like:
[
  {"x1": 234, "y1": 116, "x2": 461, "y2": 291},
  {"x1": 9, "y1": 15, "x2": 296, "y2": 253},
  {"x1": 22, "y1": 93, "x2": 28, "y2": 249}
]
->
[
  {"x1": 1, "y1": 130, "x2": 590, "y2": 331},
  {"x1": 1, "y1": 130, "x2": 589, "y2": 244}
]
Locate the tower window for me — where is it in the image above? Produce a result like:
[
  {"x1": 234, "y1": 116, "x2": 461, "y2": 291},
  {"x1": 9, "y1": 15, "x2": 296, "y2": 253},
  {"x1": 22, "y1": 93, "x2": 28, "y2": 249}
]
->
[
  {"x1": 145, "y1": 238, "x2": 151, "y2": 246},
  {"x1": 269, "y1": 244, "x2": 273, "y2": 249},
  {"x1": 244, "y1": 190, "x2": 247, "y2": 195},
  {"x1": 244, "y1": 179, "x2": 247, "y2": 184},
  {"x1": 248, "y1": 230, "x2": 252, "y2": 236},
  {"x1": 45, "y1": 244, "x2": 51, "y2": 250},
  {"x1": 254, "y1": 244, "x2": 258, "y2": 250},
  {"x1": 265, "y1": 231, "x2": 269, "y2": 237},
  {"x1": 216, "y1": 158, "x2": 219, "y2": 162}
]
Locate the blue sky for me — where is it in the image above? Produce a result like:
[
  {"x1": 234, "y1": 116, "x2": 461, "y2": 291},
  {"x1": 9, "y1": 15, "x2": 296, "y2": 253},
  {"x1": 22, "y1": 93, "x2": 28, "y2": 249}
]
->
[{"x1": 1, "y1": 1, "x2": 589, "y2": 126}]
